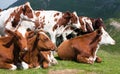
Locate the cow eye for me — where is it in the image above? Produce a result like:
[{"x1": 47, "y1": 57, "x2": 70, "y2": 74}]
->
[{"x1": 44, "y1": 37, "x2": 48, "y2": 42}]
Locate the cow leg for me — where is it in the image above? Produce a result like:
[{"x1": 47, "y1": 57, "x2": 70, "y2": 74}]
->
[
  {"x1": 0, "y1": 62, "x2": 17, "y2": 70},
  {"x1": 48, "y1": 51, "x2": 58, "y2": 66},
  {"x1": 42, "y1": 61, "x2": 49, "y2": 69},
  {"x1": 77, "y1": 55, "x2": 94, "y2": 64}
]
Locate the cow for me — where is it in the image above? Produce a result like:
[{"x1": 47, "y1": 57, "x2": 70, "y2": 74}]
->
[
  {"x1": 20, "y1": 29, "x2": 58, "y2": 69},
  {"x1": 57, "y1": 27, "x2": 103, "y2": 64},
  {"x1": 0, "y1": 30, "x2": 28, "y2": 70},
  {"x1": 56, "y1": 17, "x2": 115, "y2": 46},
  {"x1": 34, "y1": 10, "x2": 81, "y2": 44},
  {"x1": 0, "y1": 2, "x2": 37, "y2": 50}
]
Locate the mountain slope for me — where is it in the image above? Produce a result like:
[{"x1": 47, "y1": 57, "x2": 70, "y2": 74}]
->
[{"x1": 8, "y1": 0, "x2": 120, "y2": 19}]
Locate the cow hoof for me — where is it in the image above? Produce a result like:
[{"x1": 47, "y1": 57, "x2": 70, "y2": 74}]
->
[
  {"x1": 16, "y1": 63, "x2": 23, "y2": 70},
  {"x1": 21, "y1": 61, "x2": 29, "y2": 70},
  {"x1": 96, "y1": 57, "x2": 102, "y2": 63},
  {"x1": 51, "y1": 59, "x2": 58, "y2": 66},
  {"x1": 9, "y1": 64, "x2": 17, "y2": 70},
  {"x1": 35, "y1": 66, "x2": 41, "y2": 69}
]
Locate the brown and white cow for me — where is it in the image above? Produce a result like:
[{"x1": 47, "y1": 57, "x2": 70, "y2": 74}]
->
[
  {"x1": 0, "y1": 30, "x2": 28, "y2": 70},
  {"x1": 0, "y1": 2, "x2": 37, "y2": 50},
  {"x1": 0, "y1": 2, "x2": 36, "y2": 35},
  {"x1": 34, "y1": 10, "x2": 81, "y2": 44},
  {"x1": 56, "y1": 16, "x2": 115, "y2": 46},
  {"x1": 20, "y1": 30, "x2": 58, "y2": 69},
  {"x1": 57, "y1": 27, "x2": 103, "y2": 64}
]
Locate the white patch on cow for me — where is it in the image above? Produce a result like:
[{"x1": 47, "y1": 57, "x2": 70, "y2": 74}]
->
[
  {"x1": 35, "y1": 66, "x2": 40, "y2": 69},
  {"x1": 39, "y1": 31, "x2": 49, "y2": 39},
  {"x1": 9, "y1": 64, "x2": 17, "y2": 70},
  {"x1": 85, "y1": 18, "x2": 94, "y2": 30},
  {"x1": 81, "y1": 17, "x2": 87, "y2": 31},
  {"x1": 93, "y1": 45, "x2": 100, "y2": 61},
  {"x1": 21, "y1": 61, "x2": 29, "y2": 70},
  {"x1": 88, "y1": 56, "x2": 94, "y2": 64},
  {"x1": 49, "y1": 51, "x2": 58, "y2": 65},
  {"x1": 47, "y1": 54, "x2": 52, "y2": 67},
  {"x1": 35, "y1": 10, "x2": 62, "y2": 43},
  {"x1": 47, "y1": 51, "x2": 58, "y2": 66},
  {"x1": 72, "y1": 11, "x2": 81, "y2": 28},
  {"x1": 17, "y1": 20, "x2": 36, "y2": 37},
  {"x1": 62, "y1": 28, "x2": 74, "y2": 40},
  {"x1": 99, "y1": 27, "x2": 115, "y2": 45}
]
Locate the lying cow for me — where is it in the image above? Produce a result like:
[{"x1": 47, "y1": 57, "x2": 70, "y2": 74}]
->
[
  {"x1": 57, "y1": 27, "x2": 103, "y2": 64},
  {"x1": 56, "y1": 17, "x2": 115, "y2": 46},
  {"x1": 34, "y1": 10, "x2": 81, "y2": 44},
  {"x1": 0, "y1": 30, "x2": 28, "y2": 70},
  {"x1": 20, "y1": 29, "x2": 58, "y2": 69}
]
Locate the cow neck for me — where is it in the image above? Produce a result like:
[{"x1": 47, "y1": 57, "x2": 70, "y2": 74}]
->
[
  {"x1": 27, "y1": 34, "x2": 38, "y2": 64},
  {"x1": 2, "y1": 36, "x2": 14, "y2": 48}
]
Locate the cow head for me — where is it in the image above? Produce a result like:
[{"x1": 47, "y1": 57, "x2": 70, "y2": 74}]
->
[
  {"x1": 21, "y1": 2, "x2": 35, "y2": 20},
  {"x1": 36, "y1": 30, "x2": 57, "y2": 51},
  {"x1": 5, "y1": 30, "x2": 28, "y2": 51},
  {"x1": 99, "y1": 27, "x2": 115, "y2": 45},
  {"x1": 26, "y1": 29, "x2": 56, "y2": 51},
  {"x1": 94, "y1": 18, "x2": 115, "y2": 45}
]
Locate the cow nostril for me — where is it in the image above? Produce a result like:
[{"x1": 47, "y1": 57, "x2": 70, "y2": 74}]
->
[{"x1": 24, "y1": 47, "x2": 28, "y2": 51}]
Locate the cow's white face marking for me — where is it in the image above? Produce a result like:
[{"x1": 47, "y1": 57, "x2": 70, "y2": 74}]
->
[{"x1": 99, "y1": 27, "x2": 115, "y2": 45}]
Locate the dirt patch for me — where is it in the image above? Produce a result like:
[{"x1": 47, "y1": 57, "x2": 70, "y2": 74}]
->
[
  {"x1": 48, "y1": 69, "x2": 84, "y2": 74},
  {"x1": 48, "y1": 69, "x2": 98, "y2": 74}
]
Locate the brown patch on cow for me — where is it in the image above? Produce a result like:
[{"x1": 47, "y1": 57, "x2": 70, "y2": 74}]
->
[
  {"x1": 12, "y1": 7, "x2": 23, "y2": 27},
  {"x1": 70, "y1": 13, "x2": 77, "y2": 24},
  {"x1": 94, "y1": 18, "x2": 106, "y2": 29},
  {"x1": 53, "y1": 12, "x2": 71, "y2": 31},
  {"x1": 23, "y1": 3, "x2": 33, "y2": 18},
  {"x1": 35, "y1": 12, "x2": 40, "y2": 17},
  {"x1": 54, "y1": 13, "x2": 60, "y2": 17},
  {"x1": 86, "y1": 21, "x2": 93, "y2": 32},
  {"x1": 54, "y1": 18, "x2": 58, "y2": 22},
  {"x1": 79, "y1": 17, "x2": 86, "y2": 32}
]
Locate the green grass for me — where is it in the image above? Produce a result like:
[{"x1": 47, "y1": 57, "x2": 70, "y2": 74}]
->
[{"x1": 0, "y1": 19, "x2": 120, "y2": 74}]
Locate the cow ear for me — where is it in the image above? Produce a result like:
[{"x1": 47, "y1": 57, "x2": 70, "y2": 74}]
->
[
  {"x1": 5, "y1": 30, "x2": 15, "y2": 36},
  {"x1": 63, "y1": 11, "x2": 71, "y2": 19},
  {"x1": 25, "y1": 28, "x2": 36, "y2": 38},
  {"x1": 97, "y1": 27, "x2": 102, "y2": 36}
]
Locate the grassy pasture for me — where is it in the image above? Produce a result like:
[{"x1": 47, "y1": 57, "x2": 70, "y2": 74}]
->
[{"x1": 0, "y1": 19, "x2": 120, "y2": 74}]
